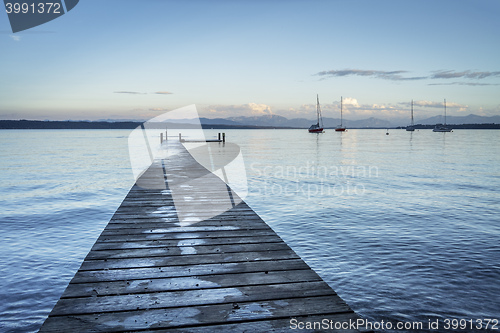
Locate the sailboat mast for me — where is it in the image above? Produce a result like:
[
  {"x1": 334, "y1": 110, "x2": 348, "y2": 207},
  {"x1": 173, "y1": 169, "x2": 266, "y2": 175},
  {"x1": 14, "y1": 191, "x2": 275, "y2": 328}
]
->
[
  {"x1": 340, "y1": 96, "x2": 343, "y2": 126},
  {"x1": 444, "y1": 99, "x2": 447, "y2": 125},
  {"x1": 316, "y1": 94, "x2": 320, "y2": 126},
  {"x1": 411, "y1": 100, "x2": 414, "y2": 126}
]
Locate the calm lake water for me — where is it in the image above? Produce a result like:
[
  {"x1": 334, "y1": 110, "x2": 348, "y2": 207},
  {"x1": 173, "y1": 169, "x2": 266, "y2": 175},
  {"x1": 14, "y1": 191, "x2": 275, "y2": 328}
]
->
[{"x1": 0, "y1": 129, "x2": 499, "y2": 332}]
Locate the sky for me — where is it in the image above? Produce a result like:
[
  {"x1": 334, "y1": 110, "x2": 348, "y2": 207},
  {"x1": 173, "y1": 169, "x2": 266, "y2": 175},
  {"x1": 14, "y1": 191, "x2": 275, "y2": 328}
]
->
[{"x1": 1, "y1": 0, "x2": 500, "y2": 122}]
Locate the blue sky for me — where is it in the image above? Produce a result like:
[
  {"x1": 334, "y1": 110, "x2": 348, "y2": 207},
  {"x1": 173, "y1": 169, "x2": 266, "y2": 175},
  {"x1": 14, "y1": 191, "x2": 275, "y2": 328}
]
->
[{"x1": 1, "y1": 0, "x2": 499, "y2": 121}]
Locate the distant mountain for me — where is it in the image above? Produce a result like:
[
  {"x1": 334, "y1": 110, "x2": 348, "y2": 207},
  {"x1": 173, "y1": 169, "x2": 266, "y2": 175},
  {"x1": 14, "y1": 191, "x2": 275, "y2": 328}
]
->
[
  {"x1": 340, "y1": 117, "x2": 394, "y2": 128},
  {"x1": 200, "y1": 115, "x2": 396, "y2": 128},
  {"x1": 199, "y1": 114, "x2": 500, "y2": 128},
  {"x1": 415, "y1": 114, "x2": 500, "y2": 125},
  {"x1": 227, "y1": 114, "x2": 292, "y2": 127},
  {"x1": 199, "y1": 117, "x2": 256, "y2": 126}
]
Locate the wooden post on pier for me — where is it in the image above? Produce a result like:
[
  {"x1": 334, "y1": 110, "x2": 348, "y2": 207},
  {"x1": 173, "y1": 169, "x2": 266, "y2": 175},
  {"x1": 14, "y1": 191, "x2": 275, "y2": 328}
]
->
[
  {"x1": 218, "y1": 133, "x2": 221, "y2": 141},
  {"x1": 178, "y1": 133, "x2": 182, "y2": 142},
  {"x1": 222, "y1": 132, "x2": 225, "y2": 143},
  {"x1": 160, "y1": 133, "x2": 163, "y2": 143}
]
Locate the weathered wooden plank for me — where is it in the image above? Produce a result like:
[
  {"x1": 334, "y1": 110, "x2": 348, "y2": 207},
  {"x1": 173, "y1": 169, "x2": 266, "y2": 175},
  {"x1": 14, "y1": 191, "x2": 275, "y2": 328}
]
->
[
  {"x1": 113, "y1": 207, "x2": 256, "y2": 215},
  {"x1": 112, "y1": 203, "x2": 255, "y2": 211},
  {"x1": 109, "y1": 215, "x2": 264, "y2": 223},
  {"x1": 79, "y1": 249, "x2": 300, "y2": 271},
  {"x1": 52, "y1": 281, "x2": 336, "y2": 316},
  {"x1": 100, "y1": 225, "x2": 272, "y2": 236},
  {"x1": 40, "y1": 295, "x2": 355, "y2": 332},
  {"x1": 90, "y1": 235, "x2": 283, "y2": 251},
  {"x1": 86, "y1": 242, "x2": 289, "y2": 260},
  {"x1": 96, "y1": 229, "x2": 277, "y2": 242},
  {"x1": 110, "y1": 213, "x2": 262, "y2": 221},
  {"x1": 112, "y1": 206, "x2": 258, "y2": 213},
  {"x1": 104, "y1": 220, "x2": 272, "y2": 229},
  {"x1": 71, "y1": 259, "x2": 311, "y2": 283},
  {"x1": 141, "y1": 312, "x2": 365, "y2": 333},
  {"x1": 114, "y1": 204, "x2": 255, "y2": 210},
  {"x1": 62, "y1": 269, "x2": 322, "y2": 298}
]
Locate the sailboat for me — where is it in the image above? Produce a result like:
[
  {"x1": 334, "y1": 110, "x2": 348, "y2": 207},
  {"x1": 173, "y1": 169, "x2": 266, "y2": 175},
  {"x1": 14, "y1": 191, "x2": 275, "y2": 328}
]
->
[
  {"x1": 335, "y1": 96, "x2": 346, "y2": 132},
  {"x1": 433, "y1": 99, "x2": 452, "y2": 132},
  {"x1": 308, "y1": 94, "x2": 324, "y2": 133},
  {"x1": 406, "y1": 100, "x2": 415, "y2": 131}
]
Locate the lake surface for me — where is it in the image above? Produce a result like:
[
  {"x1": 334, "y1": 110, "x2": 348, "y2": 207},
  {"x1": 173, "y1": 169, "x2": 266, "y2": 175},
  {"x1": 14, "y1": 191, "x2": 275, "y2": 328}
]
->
[{"x1": 0, "y1": 129, "x2": 499, "y2": 332}]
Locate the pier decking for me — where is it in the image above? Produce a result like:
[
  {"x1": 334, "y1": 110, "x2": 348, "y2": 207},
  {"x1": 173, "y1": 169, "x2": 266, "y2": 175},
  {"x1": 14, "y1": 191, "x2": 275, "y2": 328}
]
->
[{"x1": 39, "y1": 140, "x2": 365, "y2": 332}]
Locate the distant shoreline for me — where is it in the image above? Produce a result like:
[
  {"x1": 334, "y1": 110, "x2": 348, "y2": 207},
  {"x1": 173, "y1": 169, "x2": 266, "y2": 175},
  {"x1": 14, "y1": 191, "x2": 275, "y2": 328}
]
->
[
  {"x1": 1, "y1": 120, "x2": 499, "y2": 130},
  {"x1": 0, "y1": 120, "x2": 284, "y2": 130}
]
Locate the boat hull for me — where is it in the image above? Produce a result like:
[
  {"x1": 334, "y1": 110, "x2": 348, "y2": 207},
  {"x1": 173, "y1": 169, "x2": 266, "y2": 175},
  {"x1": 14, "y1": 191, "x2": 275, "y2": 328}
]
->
[
  {"x1": 433, "y1": 125, "x2": 452, "y2": 132},
  {"x1": 433, "y1": 128, "x2": 452, "y2": 132},
  {"x1": 308, "y1": 128, "x2": 324, "y2": 133},
  {"x1": 335, "y1": 128, "x2": 346, "y2": 132}
]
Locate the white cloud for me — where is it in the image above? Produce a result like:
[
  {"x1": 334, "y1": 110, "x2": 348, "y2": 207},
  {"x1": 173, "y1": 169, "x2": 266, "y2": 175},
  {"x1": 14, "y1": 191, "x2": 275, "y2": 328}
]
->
[
  {"x1": 342, "y1": 97, "x2": 359, "y2": 107},
  {"x1": 413, "y1": 100, "x2": 466, "y2": 108},
  {"x1": 199, "y1": 99, "x2": 475, "y2": 121},
  {"x1": 278, "y1": 98, "x2": 406, "y2": 119},
  {"x1": 202, "y1": 103, "x2": 273, "y2": 117},
  {"x1": 247, "y1": 103, "x2": 272, "y2": 116},
  {"x1": 10, "y1": 35, "x2": 21, "y2": 42}
]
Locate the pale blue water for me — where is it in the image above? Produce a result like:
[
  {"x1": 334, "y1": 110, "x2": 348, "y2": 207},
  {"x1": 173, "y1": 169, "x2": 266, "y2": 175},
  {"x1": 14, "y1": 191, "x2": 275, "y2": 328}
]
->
[
  {"x1": 0, "y1": 130, "x2": 133, "y2": 333},
  {"x1": 0, "y1": 129, "x2": 499, "y2": 332}
]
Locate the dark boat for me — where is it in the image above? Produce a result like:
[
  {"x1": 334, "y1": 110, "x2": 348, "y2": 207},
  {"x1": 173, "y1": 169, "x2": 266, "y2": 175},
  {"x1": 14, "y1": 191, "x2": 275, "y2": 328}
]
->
[{"x1": 309, "y1": 94, "x2": 324, "y2": 133}]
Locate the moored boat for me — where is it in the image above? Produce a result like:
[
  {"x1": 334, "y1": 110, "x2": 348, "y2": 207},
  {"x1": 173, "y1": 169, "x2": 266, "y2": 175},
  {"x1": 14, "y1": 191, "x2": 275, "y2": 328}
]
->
[
  {"x1": 406, "y1": 99, "x2": 415, "y2": 131},
  {"x1": 433, "y1": 99, "x2": 452, "y2": 132},
  {"x1": 309, "y1": 94, "x2": 324, "y2": 133},
  {"x1": 335, "y1": 96, "x2": 346, "y2": 132}
]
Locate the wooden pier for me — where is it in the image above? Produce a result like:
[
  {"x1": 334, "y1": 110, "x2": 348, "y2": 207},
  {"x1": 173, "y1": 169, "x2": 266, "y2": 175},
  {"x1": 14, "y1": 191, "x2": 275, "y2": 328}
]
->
[{"x1": 39, "y1": 140, "x2": 365, "y2": 332}]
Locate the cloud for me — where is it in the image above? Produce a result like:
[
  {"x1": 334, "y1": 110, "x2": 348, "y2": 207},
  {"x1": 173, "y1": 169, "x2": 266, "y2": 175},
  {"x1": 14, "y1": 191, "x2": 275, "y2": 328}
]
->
[
  {"x1": 10, "y1": 35, "x2": 21, "y2": 41},
  {"x1": 431, "y1": 70, "x2": 500, "y2": 79},
  {"x1": 342, "y1": 97, "x2": 359, "y2": 107},
  {"x1": 428, "y1": 82, "x2": 500, "y2": 86},
  {"x1": 149, "y1": 107, "x2": 169, "y2": 112},
  {"x1": 411, "y1": 100, "x2": 466, "y2": 108},
  {"x1": 114, "y1": 91, "x2": 146, "y2": 95},
  {"x1": 338, "y1": 102, "x2": 407, "y2": 118},
  {"x1": 316, "y1": 68, "x2": 500, "y2": 83},
  {"x1": 202, "y1": 103, "x2": 273, "y2": 117},
  {"x1": 316, "y1": 69, "x2": 427, "y2": 81},
  {"x1": 114, "y1": 90, "x2": 174, "y2": 95},
  {"x1": 247, "y1": 103, "x2": 273, "y2": 115},
  {"x1": 285, "y1": 98, "x2": 409, "y2": 119},
  {"x1": 411, "y1": 100, "x2": 442, "y2": 108}
]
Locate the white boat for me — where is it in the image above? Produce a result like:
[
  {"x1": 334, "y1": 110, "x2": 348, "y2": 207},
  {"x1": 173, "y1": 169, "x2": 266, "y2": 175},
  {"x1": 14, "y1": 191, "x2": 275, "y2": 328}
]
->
[
  {"x1": 308, "y1": 94, "x2": 324, "y2": 133},
  {"x1": 406, "y1": 100, "x2": 415, "y2": 131},
  {"x1": 433, "y1": 99, "x2": 452, "y2": 132},
  {"x1": 335, "y1": 96, "x2": 346, "y2": 132}
]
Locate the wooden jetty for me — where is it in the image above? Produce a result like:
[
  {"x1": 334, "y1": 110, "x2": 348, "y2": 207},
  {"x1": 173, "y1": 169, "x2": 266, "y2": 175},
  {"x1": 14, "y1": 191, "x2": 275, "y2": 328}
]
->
[{"x1": 39, "y1": 140, "x2": 366, "y2": 332}]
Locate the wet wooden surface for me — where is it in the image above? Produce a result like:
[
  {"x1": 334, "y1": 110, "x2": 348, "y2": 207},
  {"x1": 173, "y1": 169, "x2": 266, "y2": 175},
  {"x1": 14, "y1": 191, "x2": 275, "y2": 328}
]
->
[{"x1": 39, "y1": 140, "x2": 366, "y2": 332}]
